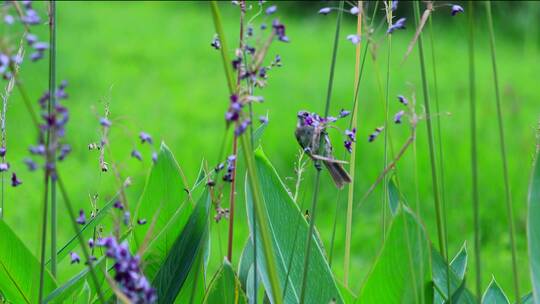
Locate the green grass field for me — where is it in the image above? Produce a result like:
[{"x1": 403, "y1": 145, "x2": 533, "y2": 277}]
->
[{"x1": 2, "y1": 1, "x2": 539, "y2": 298}]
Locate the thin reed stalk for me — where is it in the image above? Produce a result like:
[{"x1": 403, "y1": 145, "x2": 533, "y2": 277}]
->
[
  {"x1": 382, "y1": 0, "x2": 393, "y2": 241},
  {"x1": 412, "y1": 1, "x2": 447, "y2": 259},
  {"x1": 344, "y1": 0, "x2": 362, "y2": 287},
  {"x1": 468, "y1": 2, "x2": 482, "y2": 298},
  {"x1": 299, "y1": 1, "x2": 343, "y2": 302},
  {"x1": 210, "y1": 2, "x2": 282, "y2": 302},
  {"x1": 485, "y1": 2, "x2": 520, "y2": 302},
  {"x1": 48, "y1": 0, "x2": 58, "y2": 278}
]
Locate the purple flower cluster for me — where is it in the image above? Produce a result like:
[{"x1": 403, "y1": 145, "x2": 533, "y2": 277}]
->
[
  {"x1": 130, "y1": 131, "x2": 155, "y2": 162},
  {"x1": 222, "y1": 154, "x2": 236, "y2": 182},
  {"x1": 272, "y1": 19, "x2": 289, "y2": 42},
  {"x1": 98, "y1": 237, "x2": 157, "y2": 303},
  {"x1": 297, "y1": 111, "x2": 342, "y2": 128},
  {"x1": 344, "y1": 128, "x2": 356, "y2": 153},
  {"x1": 25, "y1": 81, "x2": 71, "y2": 178},
  {"x1": 225, "y1": 94, "x2": 242, "y2": 123},
  {"x1": 0, "y1": 53, "x2": 23, "y2": 80}
]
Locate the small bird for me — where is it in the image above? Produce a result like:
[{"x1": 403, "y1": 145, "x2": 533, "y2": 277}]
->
[{"x1": 295, "y1": 111, "x2": 351, "y2": 189}]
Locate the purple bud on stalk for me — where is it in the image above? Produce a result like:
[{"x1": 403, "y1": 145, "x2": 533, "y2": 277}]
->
[
  {"x1": 88, "y1": 238, "x2": 94, "y2": 248},
  {"x1": 76, "y1": 209, "x2": 86, "y2": 225},
  {"x1": 210, "y1": 35, "x2": 221, "y2": 50},
  {"x1": 123, "y1": 211, "x2": 130, "y2": 226},
  {"x1": 392, "y1": 0, "x2": 398, "y2": 11},
  {"x1": 451, "y1": 4, "x2": 464, "y2": 16},
  {"x1": 234, "y1": 119, "x2": 251, "y2": 136},
  {"x1": 131, "y1": 149, "x2": 142, "y2": 161},
  {"x1": 259, "y1": 115, "x2": 268, "y2": 124},
  {"x1": 318, "y1": 7, "x2": 332, "y2": 15},
  {"x1": 394, "y1": 110, "x2": 405, "y2": 124},
  {"x1": 139, "y1": 132, "x2": 153, "y2": 144},
  {"x1": 339, "y1": 109, "x2": 351, "y2": 118},
  {"x1": 152, "y1": 151, "x2": 158, "y2": 164},
  {"x1": 344, "y1": 141, "x2": 353, "y2": 153},
  {"x1": 137, "y1": 219, "x2": 147, "y2": 225},
  {"x1": 113, "y1": 200, "x2": 124, "y2": 210},
  {"x1": 387, "y1": 18, "x2": 406, "y2": 34},
  {"x1": 346, "y1": 34, "x2": 361, "y2": 45},
  {"x1": 397, "y1": 95, "x2": 408, "y2": 105},
  {"x1": 272, "y1": 19, "x2": 289, "y2": 43},
  {"x1": 350, "y1": 6, "x2": 359, "y2": 15},
  {"x1": 99, "y1": 117, "x2": 111, "y2": 127},
  {"x1": 4, "y1": 15, "x2": 14, "y2": 25},
  {"x1": 345, "y1": 128, "x2": 357, "y2": 142},
  {"x1": 24, "y1": 158, "x2": 37, "y2": 171},
  {"x1": 0, "y1": 147, "x2": 6, "y2": 157},
  {"x1": 368, "y1": 127, "x2": 384, "y2": 142},
  {"x1": 26, "y1": 34, "x2": 38, "y2": 45},
  {"x1": 11, "y1": 173, "x2": 21, "y2": 187},
  {"x1": 0, "y1": 163, "x2": 9, "y2": 172},
  {"x1": 265, "y1": 5, "x2": 277, "y2": 15},
  {"x1": 70, "y1": 252, "x2": 80, "y2": 264}
]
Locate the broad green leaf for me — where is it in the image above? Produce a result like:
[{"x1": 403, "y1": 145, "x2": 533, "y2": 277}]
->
[
  {"x1": 174, "y1": 252, "x2": 205, "y2": 304},
  {"x1": 134, "y1": 142, "x2": 191, "y2": 250},
  {"x1": 245, "y1": 148, "x2": 344, "y2": 303},
  {"x1": 152, "y1": 190, "x2": 211, "y2": 304},
  {"x1": 0, "y1": 220, "x2": 56, "y2": 303},
  {"x1": 43, "y1": 257, "x2": 105, "y2": 303},
  {"x1": 47, "y1": 197, "x2": 116, "y2": 266},
  {"x1": 432, "y1": 248, "x2": 476, "y2": 304},
  {"x1": 238, "y1": 240, "x2": 259, "y2": 304},
  {"x1": 74, "y1": 281, "x2": 90, "y2": 304},
  {"x1": 358, "y1": 207, "x2": 430, "y2": 303},
  {"x1": 482, "y1": 278, "x2": 509, "y2": 304},
  {"x1": 446, "y1": 278, "x2": 467, "y2": 304},
  {"x1": 203, "y1": 260, "x2": 247, "y2": 304},
  {"x1": 527, "y1": 152, "x2": 540, "y2": 304},
  {"x1": 450, "y1": 242, "x2": 468, "y2": 280},
  {"x1": 337, "y1": 282, "x2": 357, "y2": 304},
  {"x1": 519, "y1": 293, "x2": 533, "y2": 304},
  {"x1": 387, "y1": 178, "x2": 401, "y2": 216}
]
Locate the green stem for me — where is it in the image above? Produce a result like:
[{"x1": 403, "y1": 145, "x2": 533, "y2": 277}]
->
[
  {"x1": 382, "y1": 3, "x2": 392, "y2": 241},
  {"x1": 37, "y1": 173, "x2": 50, "y2": 304},
  {"x1": 48, "y1": 0, "x2": 58, "y2": 278},
  {"x1": 413, "y1": 1, "x2": 447, "y2": 258},
  {"x1": 210, "y1": 2, "x2": 281, "y2": 302},
  {"x1": 468, "y1": 2, "x2": 482, "y2": 299},
  {"x1": 300, "y1": 1, "x2": 343, "y2": 301},
  {"x1": 485, "y1": 2, "x2": 520, "y2": 302}
]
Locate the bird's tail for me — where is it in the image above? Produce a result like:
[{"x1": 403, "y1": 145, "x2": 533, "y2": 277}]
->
[{"x1": 323, "y1": 161, "x2": 352, "y2": 189}]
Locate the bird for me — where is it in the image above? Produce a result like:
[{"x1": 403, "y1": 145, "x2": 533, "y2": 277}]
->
[{"x1": 295, "y1": 111, "x2": 351, "y2": 189}]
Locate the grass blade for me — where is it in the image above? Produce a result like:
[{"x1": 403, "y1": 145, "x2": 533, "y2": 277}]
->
[{"x1": 203, "y1": 260, "x2": 247, "y2": 304}]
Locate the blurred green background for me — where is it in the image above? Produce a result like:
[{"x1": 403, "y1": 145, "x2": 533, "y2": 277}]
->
[{"x1": 2, "y1": 1, "x2": 540, "y2": 300}]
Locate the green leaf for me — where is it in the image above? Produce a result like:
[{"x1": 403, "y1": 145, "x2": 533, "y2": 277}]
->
[
  {"x1": 245, "y1": 148, "x2": 344, "y2": 303},
  {"x1": 482, "y1": 278, "x2": 510, "y2": 304},
  {"x1": 238, "y1": 240, "x2": 259, "y2": 304},
  {"x1": 337, "y1": 282, "x2": 357, "y2": 304},
  {"x1": 74, "y1": 281, "x2": 90, "y2": 304},
  {"x1": 0, "y1": 220, "x2": 56, "y2": 303},
  {"x1": 203, "y1": 260, "x2": 247, "y2": 304},
  {"x1": 387, "y1": 177, "x2": 401, "y2": 216},
  {"x1": 134, "y1": 142, "x2": 191, "y2": 248},
  {"x1": 527, "y1": 151, "x2": 540, "y2": 304},
  {"x1": 174, "y1": 252, "x2": 205, "y2": 304},
  {"x1": 519, "y1": 292, "x2": 533, "y2": 304},
  {"x1": 358, "y1": 207, "x2": 430, "y2": 303},
  {"x1": 432, "y1": 247, "x2": 476, "y2": 304},
  {"x1": 450, "y1": 242, "x2": 468, "y2": 281},
  {"x1": 48, "y1": 197, "x2": 115, "y2": 266},
  {"x1": 152, "y1": 190, "x2": 211, "y2": 304},
  {"x1": 43, "y1": 257, "x2": 106, "y2": 303}
]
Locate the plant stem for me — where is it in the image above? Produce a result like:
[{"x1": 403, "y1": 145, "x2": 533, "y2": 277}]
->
[
  {"x1": 37, "y1": 173, "x2": 49, "y2": 304},
  {"x1": 57, "y1": 174, "x2": 105, "y2": 303},
  {"x1": 48, "y1": 0, "x2": 58, "y2": 279},
  {"x1": 344, "y1": 0, "x2": 362, "y2": 287},
  {"x1": 382, "y1": 1, "x2": 393, "y2": 241},
  {"x1": 413, "y1": 1, "x2": 446, "y2": 258},
  {"x1": 299, "y1": 1, "x2": 343, "y2": 302},
  {"x1": 485, "y1": 2, "x2": 520, "y2": 302},
  {"x1": 468, "y1": 2, "x2": 481, "y2": 299},
  {"x1": 210, "y1": 2, "x2": 281, "y2": 302}
]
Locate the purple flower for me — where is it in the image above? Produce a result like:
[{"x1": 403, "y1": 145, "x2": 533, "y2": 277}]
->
[
  {"x1": 451, "y1": 4, "x2": 464, "y2": 16},
  {"x1": 234, "y1": 119, "x2": 251, "y2": 136},
  {"x1": 11, "y1": 173, "x2": 21, "y2": 187},
  {"x1": 215, "y1": 162, "x2": 225, "y2": 172},
  {"x1": 368, "y1": 127, "x2": 384, "y2": 142},
  {"x1": 394, "y1": 110, "x2": 405, "y2": 124},
  {"x1": 4, "y1": 14, "x2": 14, "y2": 25},
  {"x1": 392, "y1": 0, "x2": 398, "y2": 11},
  {"x1": 259, "y1": 115, "x2": 268, "y2": 124},
  {"x1": 247, "y1": 25, "x2": 254, "y2": 37},
  {"x1": 318, "y1": 7, "x2": 332, "y2": 15},
  {"x1": 131, "y1": 149, "x2": 142, "y2": 161},
  {"x1": 339, "y1": 109, "x2": 351, "y2": 118},
  {"x1": 21, "y1": 9, "x2": 40, "y2": 25},
  {"x1": 88, "y1": 238, "x2": 95, "y2": 248},
  {"x1": 24, "y1": 158, "x2": 37, "y2": 171},
  {"x1": 152, "y1": 151, "x2": 158, "y2": 164},
  {"x1": 26, "y1": 34, "x2": 38, "y2": 46},
  {"x1": 259, "y1": 67, "x2": 267, "y2": 79},
  {"x1": 70, "y1": 252, "x2": 80, "y2": 264},
  {"x1": 211, "y1": 35, "x2": 221, "y2": 50},
  {"x1": 272, "y1": 19, "x2": 289, "y2": 43},
  {"x1": 0, "y1": 147, "x2": 6, "y2": 158},
  {"x1": 265, "y1": 5, "x2": 277, "y2": 15},
  {"x1": 0, "y1": 163, "x2": 9, "y2": 172},
  {"x1": 33, "y1": 42, "x2": 49, "y2": 51},
  {"x1": 113, "y1": 200, "x2": 124, "y2": 210},
  {"x1": 99, "y1": 117, "x2": 112, "y2": 127},
  {"x1": 260, "y1": 23, "x2": 267, "y2": 30},
  {"x1": 346, "y1": 34, "x2": 361, "y2": 45},
  {"x1": 30, "y1": 51, "x2": 44, "y2": 62},
  {"x1": 76, "y1": 209, "x2": 86, "y2": 225},
  {"x1": 387, "y1": 18, "x2": 406, "y2": 34},
  {"x1": 0, "y1": 54, "x2": 9, "y2": 75},
  {"x1": 397, "y1": 95, "x2": 408, "y2": 105},
  {"x1": 344, "y1": 141, "x2": 353, "y2": 153},
  {"x1": 222, "y1": 154, "x2": 236, "y2": 182},
  {"x1": 139, "y1": 132, "x2": 153, "y2": 144},
  {"x1": 137, "y1": 219, "x2": 147, "y2": 225},
  {"x1": 225, "y1": 94, "x2": 243, "y2": 123},
  {"x1": 345, "y1": 128, "x2": 356, "y2": 142},
  {"x1": 232, "y1": 57, "x2": 242, "y2": 70},
  {"x1": 350, "y1": 6, "x2": 359, "y2": 15},
  {"x1": 58, "y1": 144, "x2": 71, "y2": 161}
]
